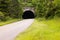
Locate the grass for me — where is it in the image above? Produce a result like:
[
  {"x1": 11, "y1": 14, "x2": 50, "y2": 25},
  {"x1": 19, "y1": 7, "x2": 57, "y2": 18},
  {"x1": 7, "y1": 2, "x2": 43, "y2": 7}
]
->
[
  {"x1": 0, "y1": 19, "x2": 21, "y2": 26},
  {"x1": 0, "y1": 12, "x2": 22, "y2": 26},
  {"x1": 15, "y1": 18, "x2": 60, "y2": 40}
]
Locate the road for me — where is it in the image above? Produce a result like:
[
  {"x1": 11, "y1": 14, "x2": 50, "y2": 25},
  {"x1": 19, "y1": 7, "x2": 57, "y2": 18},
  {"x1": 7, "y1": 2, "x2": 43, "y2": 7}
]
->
[{"x1": 0, "y1": 19, "x2": 34, "y2": 40}]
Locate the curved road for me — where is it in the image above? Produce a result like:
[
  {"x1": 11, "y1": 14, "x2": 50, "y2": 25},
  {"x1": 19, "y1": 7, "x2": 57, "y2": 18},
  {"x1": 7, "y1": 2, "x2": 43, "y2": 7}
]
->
[{"x1": 0, "y1": 19, "x2": 34, "y2": 40}]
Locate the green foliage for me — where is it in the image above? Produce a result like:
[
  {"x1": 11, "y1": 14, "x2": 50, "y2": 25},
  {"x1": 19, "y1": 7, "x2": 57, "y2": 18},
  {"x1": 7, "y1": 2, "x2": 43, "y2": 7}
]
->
[
  {"x1": 0, "y1": 12, "x2": 5, "y2": 21},
  {"x1": 31, "y1": 0, "x2": 60, "y2": 19},
  {"x1": 0, "y1": 0, "x2": 22, "y2": 21},
  {"x1": 20, "y1": 0, "x2": 59, "y2": 19},
  {"x1": 0, "y1": 0, "x2": 60, "y2": 22},
  {"x1": 8, "y1": 0, "x2": 22, "y2": 18}
]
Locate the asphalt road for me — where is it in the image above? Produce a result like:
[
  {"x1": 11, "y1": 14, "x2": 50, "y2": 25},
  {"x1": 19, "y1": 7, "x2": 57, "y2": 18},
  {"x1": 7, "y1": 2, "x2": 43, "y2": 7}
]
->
[{"x1": 0, "y1": 19, "x2": 34, "y2": 40}]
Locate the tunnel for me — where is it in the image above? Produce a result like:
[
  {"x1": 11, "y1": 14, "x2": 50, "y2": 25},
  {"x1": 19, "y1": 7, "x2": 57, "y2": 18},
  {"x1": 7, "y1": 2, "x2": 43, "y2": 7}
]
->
[{"x1": 22, "y1": 10, "x2": 35, "y2": 19}]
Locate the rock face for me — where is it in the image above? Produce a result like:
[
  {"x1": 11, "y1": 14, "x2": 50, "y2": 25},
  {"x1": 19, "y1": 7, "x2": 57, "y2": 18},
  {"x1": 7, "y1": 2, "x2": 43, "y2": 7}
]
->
[
  {"x1": 22, "y1": 10, "x2": 35, "y2": 19},
  {"x1": 23, "y1": 7, "x2": 35, "y2": 13}
]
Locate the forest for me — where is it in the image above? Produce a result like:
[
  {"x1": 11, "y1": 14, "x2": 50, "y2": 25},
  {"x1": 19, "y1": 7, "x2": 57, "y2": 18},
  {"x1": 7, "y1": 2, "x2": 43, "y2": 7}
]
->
[
  {"x1": 0, "y1": 0, "x2": 60, "y2": 40},
  {"x1": 0, "y1": 0, "x2": 60, "y2": 23}
]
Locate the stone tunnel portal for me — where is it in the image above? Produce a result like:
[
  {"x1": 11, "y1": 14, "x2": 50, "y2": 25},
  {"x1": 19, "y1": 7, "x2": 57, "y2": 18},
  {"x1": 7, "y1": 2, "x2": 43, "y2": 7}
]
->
[{"x1": 22, "y1": 10, "x2": 35, "y2": 19}]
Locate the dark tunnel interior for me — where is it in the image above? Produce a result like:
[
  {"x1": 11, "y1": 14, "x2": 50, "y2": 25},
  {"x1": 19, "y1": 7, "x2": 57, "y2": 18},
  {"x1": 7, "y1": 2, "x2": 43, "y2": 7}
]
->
[{"x1": 22, "y1": 10, "x2": 35, "y2": 19}]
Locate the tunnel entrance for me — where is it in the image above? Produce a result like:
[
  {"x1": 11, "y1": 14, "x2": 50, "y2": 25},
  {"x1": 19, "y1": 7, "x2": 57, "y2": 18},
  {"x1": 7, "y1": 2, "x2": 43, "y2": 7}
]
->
[{"x1": 22, "y1": 10, "x2": 35, "y2": 19}]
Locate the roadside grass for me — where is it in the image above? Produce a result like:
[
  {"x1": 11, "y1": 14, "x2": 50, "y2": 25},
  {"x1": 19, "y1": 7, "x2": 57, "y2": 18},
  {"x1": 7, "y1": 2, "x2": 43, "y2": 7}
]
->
[
  {"x1": 15, "y1": 18, "x2": 60, "y2": 40},
  {"x1": 0, "y1": 19, "x2": 21, "y2": 26}
]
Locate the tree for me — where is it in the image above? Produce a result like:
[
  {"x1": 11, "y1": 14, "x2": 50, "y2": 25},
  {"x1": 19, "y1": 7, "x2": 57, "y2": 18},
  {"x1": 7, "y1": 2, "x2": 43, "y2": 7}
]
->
[{"x1": 0, "y1": 0, "x2": 23, "y2": 21}]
